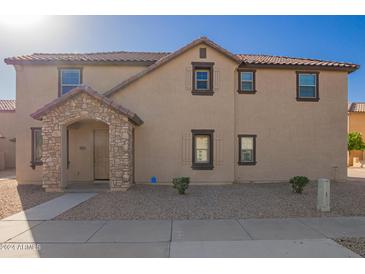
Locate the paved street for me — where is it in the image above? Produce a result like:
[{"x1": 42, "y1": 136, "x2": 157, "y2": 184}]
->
[{"x1": 0, "y1": 217, "x2": 363, "y2": 257}]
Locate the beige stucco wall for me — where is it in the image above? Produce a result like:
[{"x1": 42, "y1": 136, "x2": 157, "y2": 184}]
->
[
  {"x1": 0, "y1": 111, "x2": 16, "y2": 169},
  {"x1": 13, "y1": 42, "x2": 349, "y2": 185},
  {"x1": 111, "y1": 45, "x2": 237, "y2": 184},
  {"x1": 235, "y1": 69, "x2": 348, "y2": 182},
  {"x1": 349, "y1": 112, "x2": 365, "y2": 135},
  {"x1": 111, "y1": 44, "x2": 349, "y2": 184},
  {"x1": 14, "y1": 64, "x2": 145, "y2": 183}
]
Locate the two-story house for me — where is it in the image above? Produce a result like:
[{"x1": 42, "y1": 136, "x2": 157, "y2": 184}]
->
[{"x1": 4, "y1": 37, "x2": 359, "y2": 192}]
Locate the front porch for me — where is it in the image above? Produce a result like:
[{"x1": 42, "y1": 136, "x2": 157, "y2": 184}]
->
[
  {"x1": 65, "y1": 181, "x2": 110, "y2": 192},
  {"x1": 30, "y1": 86, "x2": 143, "y2": 192}
]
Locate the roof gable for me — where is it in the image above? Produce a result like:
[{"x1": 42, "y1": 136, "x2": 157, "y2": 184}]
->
[
  {"x1": 104, "y1": 37, "x2": 241, "y2": 97},
  {"x1": 31, "y1": 86, "x2": 143, "y2": 125}
]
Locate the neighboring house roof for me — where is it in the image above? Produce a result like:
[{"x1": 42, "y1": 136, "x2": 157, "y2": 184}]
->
[
  {"x1": 104, "y1": 37, "x2": 241, "y2": 97},
  {"x1": 31, "y1": 85, "x2": 143, "y2": 126},
  {"x1": 0, "y1": 99, "x2": 15, "y2": 112},
  {"x1": 349, "y1": 102, "x2": 365, "y2": 112},
  {"x1": 4, "y1": 51, "x2": 170, "y2": 65}
]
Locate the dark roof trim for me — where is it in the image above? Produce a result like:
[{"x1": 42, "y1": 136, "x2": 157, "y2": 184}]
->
[
  {"x1": 31, "y1": 85, "x2": 143, "y2": 126},
  {"x1": 239, "y1": 63, "x2": 359, "y2": 73},
  {"x1": 5, "y1": 60, "x2": 156, "y2": 66},
  {"x1": 104, "y1": 37, "x2": 241, "y2": 97}
]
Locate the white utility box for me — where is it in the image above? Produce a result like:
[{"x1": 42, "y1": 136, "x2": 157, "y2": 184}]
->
[{"x1": 317, "y1": 178, "x2": 330, "y2": 212}]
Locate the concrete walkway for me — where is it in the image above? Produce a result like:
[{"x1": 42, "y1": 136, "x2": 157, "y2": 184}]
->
[
  {"x1": 2, "y1": 193, "x2": 96, "y2": 221},
  {"x1": 0, "y1": 217, "x2": 364, "y2": 257},
  {"x1": 348, "y1": 167, "x2": 365, "y2": 180}
]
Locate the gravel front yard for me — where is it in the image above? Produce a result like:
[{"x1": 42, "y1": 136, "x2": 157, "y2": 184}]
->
[
  {"x1": 55, "y1": 181, "x2": 365, "y2": 220},
  {"x1": 0, "y1": 179, "x2": 61, "y2": 219},
  {"x1": 335, "y1": 238, "x2": 365, "y2": 257}
]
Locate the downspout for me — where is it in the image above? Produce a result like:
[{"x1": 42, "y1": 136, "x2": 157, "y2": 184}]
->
[{"x1": 233, "y1": 67, "x2": 238, "y2": 183}]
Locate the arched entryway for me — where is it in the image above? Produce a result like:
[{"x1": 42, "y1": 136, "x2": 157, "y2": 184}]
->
[
  {"x1": 30, "y1": 86, "x2": 143, "y2": 192},
  {"x1": 64, "y1": 119, "x2": 110, "y2": 191}
]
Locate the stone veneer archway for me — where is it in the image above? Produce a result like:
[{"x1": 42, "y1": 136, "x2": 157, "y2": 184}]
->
[{"x1": 38, "y1": 91, "x2": 136, "y2": 192}]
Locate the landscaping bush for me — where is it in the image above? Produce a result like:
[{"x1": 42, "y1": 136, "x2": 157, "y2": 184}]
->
[
  {"x1": 172, "y1": 177, "x2": 190, "y2": 194},
  {"x1": 289, "y1": 176, "x2": 309, "y2": 194},
  {"x1": 348, "y1": 132, "x2": 365, "y2": 152}
]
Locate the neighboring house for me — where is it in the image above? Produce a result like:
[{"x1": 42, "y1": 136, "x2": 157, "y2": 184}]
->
[
  {"x1": 0, "y1": 99, "x2": 16, "y2": 170},
  {"x1": 348, "y1": 102, "x2": 365, "y2": 166},
  {"x1": 4, "y1": 37, "x2": 359, "y2": 192}
]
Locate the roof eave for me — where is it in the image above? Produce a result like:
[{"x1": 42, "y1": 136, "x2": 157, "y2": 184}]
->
[
  {"x1": 239, "y1": 62, "x2": 360, "y2": 73},
  {"x1": 4, "y1": 59, "x2": 156, "y2": 66}
]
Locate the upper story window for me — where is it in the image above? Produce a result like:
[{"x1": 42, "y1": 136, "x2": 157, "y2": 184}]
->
[
  {"x1": 192, "y1": 62, "x2": 214, "y2": 96},
  {"x1": 195, "y1": 70, "x2": 210, "y2": 90},
  {"x1": 192, "y1": 129, "x2": 214, "y2": 170},
  {"x1": 238, "y1": 70, "x2": 256, "y2": 94},
  {"x1": 296, "y1": 72, "x2": 319, "y2": 101},
  {"x1": 238, "y1": 134, "x2": 256, "y2": 165},
  {"x1": 31, "y1": 127, "x2": 42, "y2": 168},
  {"x1": 59, "y1": 68, "x2": 82, "y2": 96}
]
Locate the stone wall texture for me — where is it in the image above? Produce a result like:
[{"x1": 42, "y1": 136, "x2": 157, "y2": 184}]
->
[{"x1": 41, "y1": 92, "x2": 134, "y2": 192}]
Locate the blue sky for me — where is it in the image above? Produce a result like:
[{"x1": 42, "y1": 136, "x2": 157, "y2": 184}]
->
[{"x1": 0, "y1": 16, "x2": 364, "y2": 101}]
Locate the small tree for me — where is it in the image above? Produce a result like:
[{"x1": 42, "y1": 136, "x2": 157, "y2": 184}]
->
[{"x1": 348, "y1": 132, "x2": 365, "y2": 152}]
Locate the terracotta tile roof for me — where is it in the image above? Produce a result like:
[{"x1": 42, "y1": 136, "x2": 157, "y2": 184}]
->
[
  {"x1": 5, "y1": 49, "x2": 358, "y2": 72},
  {"x1": 0, "y1": 99, "x2": 15, "y2": 112},
  {"x1": 237, "y1": 54, "x2": 358, "y2": 70},
  {"x1": 31, "y1": 85, "x2": 143, "y2": 126},
  {"x1": 4, "y1": 37, "x2": 359, "y2": 98},
  {"x1": 4, "y1": 51, "x2": 170, "y2": 65},
  {"x1": 349, "y1": 102, "x2": 365, "y2": 112}
]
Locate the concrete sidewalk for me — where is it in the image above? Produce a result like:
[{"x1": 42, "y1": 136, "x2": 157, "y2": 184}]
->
[
  {"x1": 2, "y1": 193, "x2": 97, "y2": 221},
  {"x1": 0, "y1": 217, "x2": 364, "y2": 257}
]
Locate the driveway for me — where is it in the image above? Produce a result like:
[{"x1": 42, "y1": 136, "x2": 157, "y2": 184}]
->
[
  {"x1": 348, "y1": 167, "x2": 365, "y2": 179},
  {"x1": 0, "y1": 217, "x2": 364, "y2": 257}
]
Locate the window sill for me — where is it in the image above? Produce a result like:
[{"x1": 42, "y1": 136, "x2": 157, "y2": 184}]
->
[
  {"x1": 192, "y1": 164, "x2": 214, "y2": 170},
  {"x1": 30, "y1": 161, "x2": 43, "y2": 170},
  {"x1": 237, "y1": 90, "x2": 257, "y2": 94},
  {"x1": 192, "y1": 90, "x2": 214, "y2": 96},
  {"x1": 238, "y1": 161, "x2": 257, "y2": 166},
  {"x1": 296, "y1": 97, "x2": 320, "y2": 102}
]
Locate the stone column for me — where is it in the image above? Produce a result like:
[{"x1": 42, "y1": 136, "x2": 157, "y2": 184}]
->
[
  {"x1": 109, "y1": 118, "x2": 133, "y2": 191},
  {"x1": 41, "y1": 116, "x2": 63, "y2": 192}
]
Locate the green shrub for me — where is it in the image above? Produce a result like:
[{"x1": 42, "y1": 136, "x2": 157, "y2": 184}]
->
[
  {"x1": 289, "y1": 176, "x2": 309, "y2": 194},
  {"x1": 348, "y1": 132, "x2": 365, "y2": 152},
  {"x1": 172, "y1": 177, "x2": 190, "y2": 194}
]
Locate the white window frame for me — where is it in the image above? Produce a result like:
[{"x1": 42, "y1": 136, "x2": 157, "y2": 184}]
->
[
  {"x1": 60, "y1": 68, "x2": 81, "y2": 95},
  {"x1": 194, "y1": 69, "x2": 210, "y2": 91},
  {"x1": 240, "y1": 71, "x2": 254, "y2": 91},
  {"x1": 298, "y1": 73, "x2": 317, "y2": 98}
]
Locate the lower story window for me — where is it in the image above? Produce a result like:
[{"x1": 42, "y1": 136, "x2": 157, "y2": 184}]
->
[
  {"x1": 31, "y1": 127, "x2": 42, "y2": 168},
  {"x1": 238, "y1": 134, "x2": 256, "y2": 165},
  {"x1": 192, "y1": 129, "x2": 214, "y2": 170}
]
